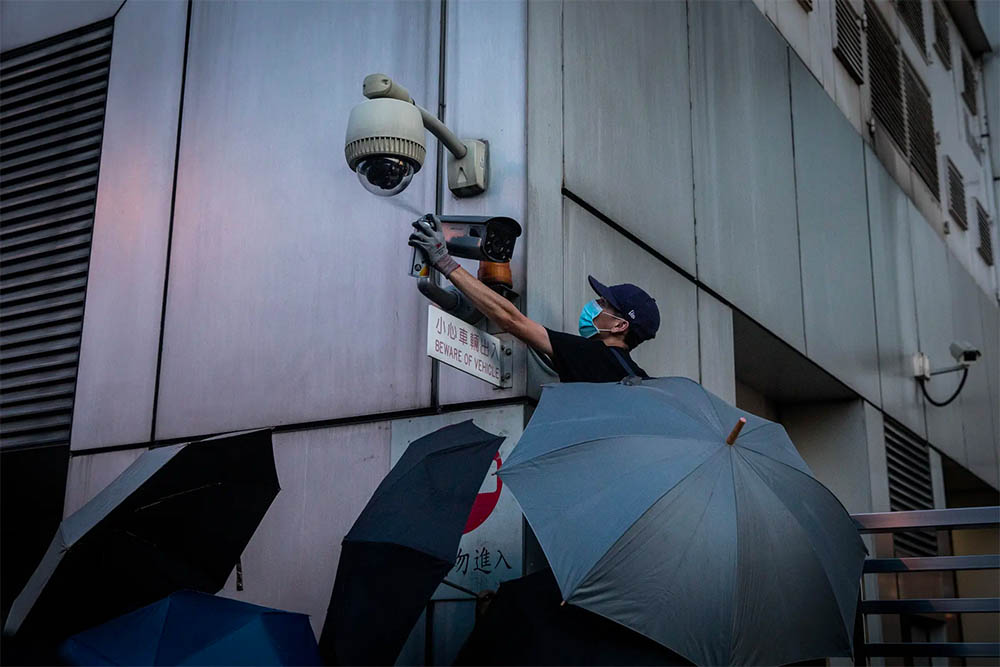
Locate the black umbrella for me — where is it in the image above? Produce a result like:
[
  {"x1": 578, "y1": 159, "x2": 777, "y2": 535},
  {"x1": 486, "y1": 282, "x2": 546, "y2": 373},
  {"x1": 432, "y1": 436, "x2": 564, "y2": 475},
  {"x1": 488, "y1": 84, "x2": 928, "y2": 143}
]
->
[
  {"x1": 454, "y1": 569, "x2": 691, "y2": 666},
  {"x1": 3, "y1": 428, "x2": 278, "y2": 642},
  {"x1": 319, "y1": 420, "x2": 505, "y2": 666}
]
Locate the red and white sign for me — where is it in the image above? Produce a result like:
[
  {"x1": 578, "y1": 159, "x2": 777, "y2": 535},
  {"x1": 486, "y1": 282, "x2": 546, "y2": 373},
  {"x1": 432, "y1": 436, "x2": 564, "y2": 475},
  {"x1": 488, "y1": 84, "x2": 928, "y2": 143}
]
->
[{"x1": 426, "y1": 305, "x2": 507, "y2": 387}]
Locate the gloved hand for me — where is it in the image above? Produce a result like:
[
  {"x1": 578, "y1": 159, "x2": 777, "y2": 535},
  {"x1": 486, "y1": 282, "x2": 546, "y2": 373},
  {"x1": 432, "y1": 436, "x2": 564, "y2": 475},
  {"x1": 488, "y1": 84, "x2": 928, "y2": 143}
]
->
[{"x1": 408, "y1": 214, "x2": 460, "y2": 277}]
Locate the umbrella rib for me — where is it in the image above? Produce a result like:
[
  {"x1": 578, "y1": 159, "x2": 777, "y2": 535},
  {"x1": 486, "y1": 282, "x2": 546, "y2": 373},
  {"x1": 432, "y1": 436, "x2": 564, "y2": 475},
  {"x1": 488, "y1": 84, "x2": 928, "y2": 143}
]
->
[
  {"x1": 568, "y1": 447, "x2": 727, "y2": 604},
  {"x1": 734, "y1": 448, "x2": 858, "y2": 634},
  {"x1": 727, "y1": 447, "x2": 740, "y2": 666},
  {"x1": 134, "y1": 482, "x2": 223, "y2": 512},
  {"x1": 503, "y1": 434, "x2": 721, "y2": 473},
  {"x1": 697, "y1": 382, "x2": 727, "y2": 433}
]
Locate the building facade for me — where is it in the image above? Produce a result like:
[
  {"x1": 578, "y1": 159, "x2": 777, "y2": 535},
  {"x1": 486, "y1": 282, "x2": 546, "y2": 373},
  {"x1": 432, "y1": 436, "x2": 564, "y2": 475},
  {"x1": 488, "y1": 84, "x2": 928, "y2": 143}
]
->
[{"x1": 2, "y1": 0, "x2": 998, "y2": 661}]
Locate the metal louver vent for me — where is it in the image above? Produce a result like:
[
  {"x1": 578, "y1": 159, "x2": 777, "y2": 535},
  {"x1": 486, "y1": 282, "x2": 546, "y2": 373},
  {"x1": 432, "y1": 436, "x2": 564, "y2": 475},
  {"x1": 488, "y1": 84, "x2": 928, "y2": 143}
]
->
[
  {"x1": 932, "y1": 2, "x2": 951, "y2": 69},
  {"x1": 977, "y1": 200, "x2": 993, "y2": 266},
  {"x1": 961, "y1": 51, "x2": 976, "y2": 115},
  {"x1": 835, "y1": 0, "x2": 865, "y2": 84},
  {"x1": 0, "y1": 20, "x2": 112, "y2": 450},
  {"x1": 946, "y1": 158, "x2": 966, "y2": 229},
  {"x1": 896, "y1": 0, "x2": 926, "y2": 54},
  {"x1": 903, "y1": 61, "x2": 938, "y2": 200},
  {"x1": 884, "y1": 419, "x2": 937, "y2": 557},
  {"x1": 867, "y1": 1, "x2": 906, "y2": 151},
  {"x1": 797, "y1": 0, "x2": 814, "y2": 12}
]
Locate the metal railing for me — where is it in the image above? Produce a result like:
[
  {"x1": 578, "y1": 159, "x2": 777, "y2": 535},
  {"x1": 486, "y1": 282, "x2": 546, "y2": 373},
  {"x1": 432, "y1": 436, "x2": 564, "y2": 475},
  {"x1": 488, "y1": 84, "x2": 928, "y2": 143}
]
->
[{"x1": 851, "y1": 506, "x2": 1000, "y2": 660}]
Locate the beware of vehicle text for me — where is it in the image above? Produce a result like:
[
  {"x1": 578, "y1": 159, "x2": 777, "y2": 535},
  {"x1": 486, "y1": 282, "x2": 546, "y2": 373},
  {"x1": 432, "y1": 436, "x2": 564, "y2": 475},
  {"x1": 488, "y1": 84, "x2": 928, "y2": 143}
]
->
[{"x1": 426, "y1": 305, "x2": 509, "y2": 387}]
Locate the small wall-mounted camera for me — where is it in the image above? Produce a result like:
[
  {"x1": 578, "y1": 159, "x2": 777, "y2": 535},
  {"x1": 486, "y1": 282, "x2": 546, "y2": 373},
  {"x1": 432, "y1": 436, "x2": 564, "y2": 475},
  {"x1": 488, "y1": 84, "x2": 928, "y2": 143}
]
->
[
  {"x1": 949, "y1": 341, "x2": 981, "y2": 366},
  {"x1": 437, "y1": 215, "x2": 521, "y2": 263}
]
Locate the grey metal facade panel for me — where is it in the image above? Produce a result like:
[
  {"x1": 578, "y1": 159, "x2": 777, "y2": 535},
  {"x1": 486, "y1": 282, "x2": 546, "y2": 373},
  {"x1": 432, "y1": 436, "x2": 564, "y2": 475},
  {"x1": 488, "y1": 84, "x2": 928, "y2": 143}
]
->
[
  {"x1": 690, "y1": 0, "x2": 806, "y2": 353},
  {"x1": 790, "y1": 56, "x2": 880, "y2": 405},
  {"x1": 155, "y1": 1, "x2": 438, "y2": 439},
  {"x1": 908, "y1": 204, "x2": 965, "y2": 465},
  {"x1": 437, "y1": 0, "x2": 527, "y2": 406},
  {"x1": 63, "y1": 447, "x2": 145, "y2": 517},
  {"x1": 866, "y1": 145, "x2": 925, "y2": 437},
  {"x1": 562, "y1": 0, "x2": 695, "y2": 275},
  {"x1": 70, "y1": 0, "x2": 187, "y2": 451},
  {"x1": 216, "y1": 421, "x2": 391, "y2": 638},
  {"x1": 562, "y1": 198, "x2": 699, "y2": 380},
  {"x1": 948, "y1": 262, "x2": 998, "y2": 489},
  {"x1": 0, "y1": 0, "x2": 121, "y2": 52},
  {"x1": 525, "y1": 0, "x2": 564, "y2": 399}
]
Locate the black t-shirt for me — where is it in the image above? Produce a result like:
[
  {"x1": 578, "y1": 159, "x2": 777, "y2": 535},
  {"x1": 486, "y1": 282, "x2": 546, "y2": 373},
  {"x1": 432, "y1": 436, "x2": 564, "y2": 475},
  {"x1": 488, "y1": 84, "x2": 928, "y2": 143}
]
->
[{"x1": 543, "y1": 328, "x2": 649, "y2": 383}]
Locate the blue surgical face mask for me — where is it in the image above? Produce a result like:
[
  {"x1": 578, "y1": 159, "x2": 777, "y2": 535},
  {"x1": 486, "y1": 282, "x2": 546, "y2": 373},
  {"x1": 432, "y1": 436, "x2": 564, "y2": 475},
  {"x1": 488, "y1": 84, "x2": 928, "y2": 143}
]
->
[{"x1": 578, "y1": 299, "x2": 618, "y2": 338}]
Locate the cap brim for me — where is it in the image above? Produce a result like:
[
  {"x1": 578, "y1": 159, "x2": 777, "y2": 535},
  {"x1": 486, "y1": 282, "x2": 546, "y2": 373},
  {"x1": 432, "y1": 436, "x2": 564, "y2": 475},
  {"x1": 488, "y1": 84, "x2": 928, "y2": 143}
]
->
[{"x1": 587, "y1": 275, "x2": 623, "y2": 313}]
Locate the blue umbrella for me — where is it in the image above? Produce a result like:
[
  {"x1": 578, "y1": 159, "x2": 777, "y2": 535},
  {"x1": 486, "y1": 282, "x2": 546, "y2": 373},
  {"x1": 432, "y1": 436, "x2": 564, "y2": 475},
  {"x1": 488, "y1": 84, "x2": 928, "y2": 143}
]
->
[
  {"x1": 499, "y1": 376, "x2": 867, "y2": 666},
  {"x1": 59, "y1": 590, "x2": 320, "y2": 665}
]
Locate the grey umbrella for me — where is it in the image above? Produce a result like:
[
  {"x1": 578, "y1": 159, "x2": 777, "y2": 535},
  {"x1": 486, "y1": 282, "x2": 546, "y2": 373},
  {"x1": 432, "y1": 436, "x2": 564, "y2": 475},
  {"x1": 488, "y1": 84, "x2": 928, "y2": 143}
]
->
[{"x1": 498, "y1": 376, "x2": 867, "y2": 666}]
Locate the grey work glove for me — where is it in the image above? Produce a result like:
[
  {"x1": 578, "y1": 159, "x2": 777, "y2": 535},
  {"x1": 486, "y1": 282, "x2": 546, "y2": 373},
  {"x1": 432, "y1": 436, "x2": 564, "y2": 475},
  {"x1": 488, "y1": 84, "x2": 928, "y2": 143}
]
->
[{"x1": 408, "y1": 214, "x2": 460, "y2": 277}]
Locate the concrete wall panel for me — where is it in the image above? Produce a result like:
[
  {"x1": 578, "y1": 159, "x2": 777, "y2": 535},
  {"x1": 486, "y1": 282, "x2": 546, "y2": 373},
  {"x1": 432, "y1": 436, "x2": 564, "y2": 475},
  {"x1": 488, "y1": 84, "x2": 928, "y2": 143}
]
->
[
  {"x1": 866, "y1": 145, "x2": 925, "y2": 437},
  {"x1": 979, "y1": 292, "x2": 1000, "y2": 472},
  {"x1": 155, "y1": 1, "x2": 438, "y2": 439},
  {"x1": 437, "y1": 0, "x2": 527, "y2": 406},
  {"x1": 698, "y1": 289, "x2": 736, "y2": 403},
  {"x1": 690, "y1": 0, "x2": 805, "y2": 351},
  {"x1": 791, "y1": 57, "x2": 880, "y2": 404},
  {"x1": 910, "y1": 206, "x2": 965, "y2": 464},
  {"x1": 563, "y1": 198, "x2": 699, "y2": 380},
  {"x1": 783, "y1": 400, "x2": 874, "y2": 514},
  {"x1": 949, "y1": 263, "x2": 998, "y2": 489},
  {"x1": 563, "y1": 0, "x2": 695, "y2": 273},
  {"x1": 71, "y1": 0, "x2": 187, "y2": 450}
]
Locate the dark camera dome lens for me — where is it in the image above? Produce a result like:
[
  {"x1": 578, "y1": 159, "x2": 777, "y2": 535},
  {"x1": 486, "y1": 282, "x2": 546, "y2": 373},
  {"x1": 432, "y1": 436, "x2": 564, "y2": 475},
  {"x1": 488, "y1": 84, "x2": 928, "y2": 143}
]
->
[{"x1": 357, "y1": 157, "x2": 415, "y2": 196}]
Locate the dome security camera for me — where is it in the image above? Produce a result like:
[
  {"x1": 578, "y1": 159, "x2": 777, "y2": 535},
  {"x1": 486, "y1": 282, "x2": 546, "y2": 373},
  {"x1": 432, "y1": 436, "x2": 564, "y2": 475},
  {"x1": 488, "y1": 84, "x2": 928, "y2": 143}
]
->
[
  {"x1": 345, "y1": 98, "x2": 426, "y2": 197},
  {"x1": 344, "y1": 74, "x2": 488, "y2": 198}
]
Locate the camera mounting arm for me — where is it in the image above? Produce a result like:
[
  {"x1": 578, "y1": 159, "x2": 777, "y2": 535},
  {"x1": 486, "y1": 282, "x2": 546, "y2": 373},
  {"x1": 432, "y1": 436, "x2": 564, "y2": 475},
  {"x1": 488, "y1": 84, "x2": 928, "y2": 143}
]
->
[{"x1": 362, "y1": 74, "x2": 488, "y2": 197}]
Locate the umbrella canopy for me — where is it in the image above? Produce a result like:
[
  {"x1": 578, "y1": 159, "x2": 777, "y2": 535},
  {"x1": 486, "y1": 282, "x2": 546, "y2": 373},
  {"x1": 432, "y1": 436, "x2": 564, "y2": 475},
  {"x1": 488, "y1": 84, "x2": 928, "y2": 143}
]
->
[
  {"x1": 499, "y1": 377, "x2": 867, "y2": 666},
  {"x1": 59, "y1": 591, "x2": 320, "y2": 665},
  {"x1": 4, "y1": 429, "x2": 278, "y2": 642},
  {"x1": 319, "y1": 420, "x2": 505, "y2": 666},
  {"x1": 59, "y1": 590, "x2": 319, "y2": 666},
  {"x1": 454, "y1": 568, "x2": 690, "y2": 666}
]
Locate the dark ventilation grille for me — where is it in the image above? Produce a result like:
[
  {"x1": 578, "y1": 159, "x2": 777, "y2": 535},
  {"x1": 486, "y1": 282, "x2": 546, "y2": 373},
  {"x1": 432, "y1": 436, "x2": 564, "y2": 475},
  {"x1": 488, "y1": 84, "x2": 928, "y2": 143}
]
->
[
  {"x1": 977, "y1": 200, "x2": 994, "y2": 266},
  {"x1": 884, "y1": 419, "x2": 937, "y2": 557},
  {"x1": 0, "y1": 20, "x2": 112, "y2": 451},
  {"x1": 961, "y1": 51, "x2": 977, "y2": 115},
  {"x1": 867, "y1": 1, "x2": 906, "y2": 151},
  {"x1": 798, "y1": 0, "x2": 814, "y2": 12},
  {"x1": 835, "y1": 0, "x2": 865, "y2": 84},
  {"x1": 904, "y1": 61, "x2": 938, "y2": 199},
  {"x1": 896, "y1": 0, "x2": 926, "y2": 54},
  {"x1": 946, "y1": 158, "x2": 967, "y2": 229},
  {"x1": 932, "y1": 1, "x2": 951, "y2": 69}
]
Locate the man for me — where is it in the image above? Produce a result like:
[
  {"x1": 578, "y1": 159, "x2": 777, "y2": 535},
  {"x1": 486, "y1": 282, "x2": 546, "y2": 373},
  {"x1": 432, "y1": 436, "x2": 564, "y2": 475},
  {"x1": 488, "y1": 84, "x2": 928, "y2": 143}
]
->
[{"x1": 409, "y1": 215, "x2": 660, "y2": 383}]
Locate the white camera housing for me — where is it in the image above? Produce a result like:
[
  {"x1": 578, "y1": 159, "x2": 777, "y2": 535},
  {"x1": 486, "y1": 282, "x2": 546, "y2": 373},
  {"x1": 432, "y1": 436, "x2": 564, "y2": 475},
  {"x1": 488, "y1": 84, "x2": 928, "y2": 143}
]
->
[
  {"x1": 344, "y1": 74, "x2": 488, "y2": 198},
  {"x1": 949, "y1": 340, "x2": 982, "y2": 366},
  {"x1": 345, "y1": 98, "x2": 426, "y2": 197}
]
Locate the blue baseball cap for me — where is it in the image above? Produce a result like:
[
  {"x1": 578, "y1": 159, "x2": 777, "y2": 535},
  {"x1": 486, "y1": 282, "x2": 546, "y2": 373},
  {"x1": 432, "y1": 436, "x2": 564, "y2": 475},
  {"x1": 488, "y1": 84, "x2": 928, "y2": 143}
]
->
[{"x1": 588, "y1": 275, "x2": 660, "y2": 343}]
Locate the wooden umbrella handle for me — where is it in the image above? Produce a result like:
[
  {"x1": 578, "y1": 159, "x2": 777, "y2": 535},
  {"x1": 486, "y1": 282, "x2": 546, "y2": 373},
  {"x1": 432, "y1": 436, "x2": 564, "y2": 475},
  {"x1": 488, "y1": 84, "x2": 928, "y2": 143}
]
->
[{"x1": 726, "y1": 418, "x2": 747, "y2": 445}]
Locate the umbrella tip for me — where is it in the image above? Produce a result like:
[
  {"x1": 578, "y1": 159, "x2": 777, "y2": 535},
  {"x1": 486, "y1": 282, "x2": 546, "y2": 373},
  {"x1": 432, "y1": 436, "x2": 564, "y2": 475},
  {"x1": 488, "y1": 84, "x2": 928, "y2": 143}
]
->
[
  {"x1": 726, "y1": 417, "x2": 747, "y2": 445},
  {"x1": 560, "y1": 600, "x2": 566, "y2": 607}
]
